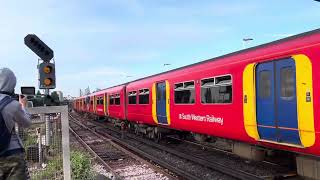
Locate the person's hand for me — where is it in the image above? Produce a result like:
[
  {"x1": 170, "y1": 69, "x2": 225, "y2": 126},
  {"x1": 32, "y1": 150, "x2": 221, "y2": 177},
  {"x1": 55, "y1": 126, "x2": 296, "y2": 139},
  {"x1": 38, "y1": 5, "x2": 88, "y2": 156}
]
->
[{"x1": 19, "y1": 95, "x2": 27, "y2": 108}]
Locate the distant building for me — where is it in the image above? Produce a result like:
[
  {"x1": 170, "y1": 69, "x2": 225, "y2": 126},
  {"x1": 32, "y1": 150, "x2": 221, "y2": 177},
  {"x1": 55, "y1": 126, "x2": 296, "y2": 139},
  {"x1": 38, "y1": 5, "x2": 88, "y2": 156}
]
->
[{"x1": 56, "y1": 91, "x2": 64, "y2": 102}]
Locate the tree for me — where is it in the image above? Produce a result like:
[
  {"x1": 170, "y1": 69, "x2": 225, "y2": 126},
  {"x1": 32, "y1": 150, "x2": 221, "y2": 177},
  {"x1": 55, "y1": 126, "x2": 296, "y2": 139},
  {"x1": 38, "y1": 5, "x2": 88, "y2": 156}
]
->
[
  {"x1": 51, "y1": 91, "x2": 59, "y2": 102},
  {"x1": 36, "y1": 90, "x2": 41, "y2": 96}
]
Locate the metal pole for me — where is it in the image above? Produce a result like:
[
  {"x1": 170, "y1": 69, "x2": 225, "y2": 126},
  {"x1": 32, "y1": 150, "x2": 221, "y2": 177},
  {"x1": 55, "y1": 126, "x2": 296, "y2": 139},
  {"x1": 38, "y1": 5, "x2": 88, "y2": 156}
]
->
[
  {"x1": 37, "y1": 127, "x2": 42, "y2": 166},
  {"x1": 45, "y1": 89, "x2": 50, "y2": 146}
]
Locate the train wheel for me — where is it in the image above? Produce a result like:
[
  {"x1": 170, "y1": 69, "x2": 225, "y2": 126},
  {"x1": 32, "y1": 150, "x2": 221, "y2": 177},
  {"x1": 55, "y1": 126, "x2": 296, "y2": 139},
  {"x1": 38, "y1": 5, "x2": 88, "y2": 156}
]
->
[{"x1": 155, "y1": 133, "x2": 162, "y2": 143}]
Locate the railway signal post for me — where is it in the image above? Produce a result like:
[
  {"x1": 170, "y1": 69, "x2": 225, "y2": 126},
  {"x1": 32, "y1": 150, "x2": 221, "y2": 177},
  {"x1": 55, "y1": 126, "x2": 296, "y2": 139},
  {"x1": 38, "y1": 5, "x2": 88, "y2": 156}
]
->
[{"x1": 25, "y1": 34, "x2": 57, "y2": 146}]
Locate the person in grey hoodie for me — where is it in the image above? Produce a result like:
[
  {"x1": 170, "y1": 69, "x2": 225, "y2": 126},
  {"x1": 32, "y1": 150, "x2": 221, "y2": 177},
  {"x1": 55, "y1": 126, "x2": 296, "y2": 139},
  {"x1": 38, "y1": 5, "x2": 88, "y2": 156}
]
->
[{"x1": 0, "y1": 67, "x2": 31, "y2": 180}]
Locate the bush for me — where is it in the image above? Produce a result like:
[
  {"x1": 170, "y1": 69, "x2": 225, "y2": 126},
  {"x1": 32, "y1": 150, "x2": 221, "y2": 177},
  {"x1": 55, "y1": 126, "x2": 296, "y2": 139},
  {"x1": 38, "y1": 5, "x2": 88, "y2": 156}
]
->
[{"x1": 71, "y1": 151, "x2": 96, "y2": 180}]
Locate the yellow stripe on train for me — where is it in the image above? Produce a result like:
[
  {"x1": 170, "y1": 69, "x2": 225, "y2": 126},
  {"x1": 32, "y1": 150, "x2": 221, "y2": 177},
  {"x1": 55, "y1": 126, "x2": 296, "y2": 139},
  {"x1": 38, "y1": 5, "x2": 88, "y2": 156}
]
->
[
  {"x1": 152, "y1": 83, "x2": 158, "y2": 124},
  {"x1": 243, "y1": 63, "x2": 260, "y2": 140},
  {"x1": 165, "y1": 80, "x2": 171, "y2": 125},
  {"x1": 293, "y1": 54, "x2": 315, "y2": 148}
]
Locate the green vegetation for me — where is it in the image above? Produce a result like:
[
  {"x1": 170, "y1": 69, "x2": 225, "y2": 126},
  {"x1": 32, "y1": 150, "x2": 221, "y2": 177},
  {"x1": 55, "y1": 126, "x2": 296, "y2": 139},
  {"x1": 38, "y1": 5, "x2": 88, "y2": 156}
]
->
[
  {"x1": 33, "y1": 156, "x2": 63, "y2": 179},
  {"x1": 23, "y1": 133, "x2": 37, "y2": 147},
  {"x1": 71, "y1": 151, "x2": 96, "y2": 180},
  {"x1": 33, "y1": 151, "x2": 95, "y2": 180}
]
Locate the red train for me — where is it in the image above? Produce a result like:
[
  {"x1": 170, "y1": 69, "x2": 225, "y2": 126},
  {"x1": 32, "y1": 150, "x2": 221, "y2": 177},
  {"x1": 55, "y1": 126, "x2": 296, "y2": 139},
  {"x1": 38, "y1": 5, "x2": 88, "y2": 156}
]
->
[{"x1": 73, "y1": 29, "x2": 320, "y2": 178}]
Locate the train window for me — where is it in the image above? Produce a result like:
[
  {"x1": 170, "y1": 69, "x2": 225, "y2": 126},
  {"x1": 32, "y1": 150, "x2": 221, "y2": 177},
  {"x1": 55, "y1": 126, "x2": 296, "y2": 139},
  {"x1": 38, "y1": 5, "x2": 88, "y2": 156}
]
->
[
  {"x1": 115, "y1": 94, "x2": 120, "y2": 105},
  {"x1": 280, "y1": 67, "x2": 294, "y2": 97},
  {"x1": 109, "y1": 95, "x2": 114, "y2": 105},
  {"x1": 90, "y1": 100, "x2": 93, "y2": 105},
  {"x1": 201, "y1": 78, "x2": 215, "y2": 87},
  {"x1": 174, "y1": 81, "x2": 195, "y2": 104},
  {"x1": 201, "y1": 75, "x2": 232, "y2": 104},
  {"x1": 96, "y1": 97, "x2": 99, "y2": 105},
  {"x1": 128, "y1": 91, "x2": 137, "y2": 104},
  {"x1": 216, "y1": 75, "x2": 232, "y2": 85},
  {"x1": 259, "y1": 71, "x2": 271, "y2": 98},
  {"x1": 99, "y1": 98, "x2": 104, "y2": 105},
  {"x1": 139, "y1": 89, "x2": 149, "y2": 104},
  {"x1": 174, "y1": 83, "x2": 183, "y2": 90}
]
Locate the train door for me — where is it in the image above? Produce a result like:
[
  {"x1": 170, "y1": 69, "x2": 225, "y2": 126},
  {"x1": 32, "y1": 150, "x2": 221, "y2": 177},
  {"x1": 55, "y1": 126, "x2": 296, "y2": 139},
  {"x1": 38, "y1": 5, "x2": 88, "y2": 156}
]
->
[
  {"x1": 104, "y1": 93, "x2": 108, "y2": 116},
  {"x1": 156, "y1": 81, "x2": 168, "y2": 124},
  {"x1": 256, "y1": 58, "x2": 301, "y2": 145}
]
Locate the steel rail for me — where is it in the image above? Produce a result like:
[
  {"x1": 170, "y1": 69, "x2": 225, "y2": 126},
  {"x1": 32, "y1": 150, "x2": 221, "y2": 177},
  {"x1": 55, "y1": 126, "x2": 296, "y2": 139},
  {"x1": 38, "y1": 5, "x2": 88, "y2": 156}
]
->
[
  {"x1": 90, "y1": 120, "x2": 264, "y2": 180},
  {"x1": 69, "y1": 121, "x2": 122, "y2": 180},
  {"x1": 70, "y1": 115, "x2": 200, "y2": 180},
  {"x1": 69, "y1": 115, "x2": 178, "y2": 180}
]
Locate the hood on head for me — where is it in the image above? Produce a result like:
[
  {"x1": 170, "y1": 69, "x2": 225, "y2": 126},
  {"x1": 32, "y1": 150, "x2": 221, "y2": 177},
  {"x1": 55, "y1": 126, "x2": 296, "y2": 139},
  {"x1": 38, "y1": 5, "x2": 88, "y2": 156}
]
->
[{"x1": 0, "y1": 68, "x2": 17, "y2": 93}]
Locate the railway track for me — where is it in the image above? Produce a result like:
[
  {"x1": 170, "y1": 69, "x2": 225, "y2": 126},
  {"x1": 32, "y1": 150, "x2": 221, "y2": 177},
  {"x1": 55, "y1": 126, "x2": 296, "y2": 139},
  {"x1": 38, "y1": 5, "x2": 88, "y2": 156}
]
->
[
  {"x1": 91, "y1": 122, "x2": 265, "y2": 180},
  {"x1": 73, "y1": 113, "x2": 280, "y2": 180},
  {"x1": 72, "y1": 112, "x2": 299, "y2": 179},
  {"x1": 69, "y1": 115, "x2": 173, "y2": 180}
]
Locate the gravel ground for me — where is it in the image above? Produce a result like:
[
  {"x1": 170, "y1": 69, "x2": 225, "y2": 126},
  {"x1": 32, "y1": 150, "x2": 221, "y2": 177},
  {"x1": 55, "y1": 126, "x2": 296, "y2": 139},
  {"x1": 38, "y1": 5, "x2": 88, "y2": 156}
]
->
[
  {"x1": 93, "y1": 125, "x2": 235, "y2": 180},
  {"x1": 69, "y1": 132, "x2": 112, "y2": 179},
  {"x1": 69, "y1": 119, "x2": 171, "y2": 180}
]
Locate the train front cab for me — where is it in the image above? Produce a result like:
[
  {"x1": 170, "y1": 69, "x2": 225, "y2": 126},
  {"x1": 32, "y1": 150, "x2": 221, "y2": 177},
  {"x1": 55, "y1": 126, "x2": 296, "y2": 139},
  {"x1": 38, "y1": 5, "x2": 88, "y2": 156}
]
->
[{"x1": 243, "y1": 54, "x2": 316, "y2": 178}]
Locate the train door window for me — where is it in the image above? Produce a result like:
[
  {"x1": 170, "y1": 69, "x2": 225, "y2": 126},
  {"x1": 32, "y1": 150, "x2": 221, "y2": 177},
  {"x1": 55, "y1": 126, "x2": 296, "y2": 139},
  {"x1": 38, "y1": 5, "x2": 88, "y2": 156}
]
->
[
  {"x1": 99, "y1": 97, "x2": 104, "y2": 105},
  {"x1": 128, "y1": 91, "x2": 137, "y2": 104},
  {"x1": 96, "y1": 97, "x2": 100, "y2": 105},
  {"x1": 174, "y1": 81, "x2": 195, "y2": 104},
  {"x1": 258, "y1": 71, "x2": 271, "y2": 98},
  {"x1": 109, "y1": 95, "x2": 114, "y2": 105},
  {"x1": 139, "y1": 89, "x2": 149, "y2": 104},
  {"x1": 201, "y1": 75, "x2": 232, "y2": 104},
  {"x1": 90, "y1": 100, "x2": 93, "y2": 105},
  {"x1": 115, "y1": 94, "x2": 120, "y2": 105},
  {"x1": 280, "y1": 67, "x2": 294, "y2": 98}
]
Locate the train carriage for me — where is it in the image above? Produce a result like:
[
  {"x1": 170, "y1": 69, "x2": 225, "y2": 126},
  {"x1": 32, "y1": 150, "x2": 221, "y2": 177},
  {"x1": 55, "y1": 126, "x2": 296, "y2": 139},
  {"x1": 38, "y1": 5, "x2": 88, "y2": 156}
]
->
[
  {"x1": 93, "y1": 90, "x2": 109, "y2": 117},
  {"x1": 107, "y1": 85, "x2": 126, "y2": 120},
  {"x1": 74, "y1": 29, "x2": 320, "y2": 179},
  {"x1": 141, "y1": 29, "x2": 320, "y2": 156}
]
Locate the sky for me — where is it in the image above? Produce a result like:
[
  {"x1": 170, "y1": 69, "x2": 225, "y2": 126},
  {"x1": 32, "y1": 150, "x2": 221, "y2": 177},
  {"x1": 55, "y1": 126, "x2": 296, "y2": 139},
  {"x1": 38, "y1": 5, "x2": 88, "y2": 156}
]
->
[{"x1": 0, "y1": 0, "x2": 319, "y2": 97}]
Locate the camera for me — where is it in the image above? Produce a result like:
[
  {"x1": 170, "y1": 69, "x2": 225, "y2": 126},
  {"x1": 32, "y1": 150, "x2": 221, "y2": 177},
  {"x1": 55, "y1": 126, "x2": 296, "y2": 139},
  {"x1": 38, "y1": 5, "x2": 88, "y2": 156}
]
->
[{"x1": 11, "y1": 87, "x2": 36, "y2": 101}]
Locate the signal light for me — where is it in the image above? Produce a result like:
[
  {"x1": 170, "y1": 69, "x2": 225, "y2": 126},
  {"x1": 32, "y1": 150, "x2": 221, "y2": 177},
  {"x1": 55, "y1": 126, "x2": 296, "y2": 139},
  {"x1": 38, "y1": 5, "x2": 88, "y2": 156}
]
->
[
  {"x1": 44, "y1": 78, "x2": 53, "y2": 86},
  {"x1": 24, "y1": 34, "x2": 54, "y2": 61},
  {"x1": 39, "y1": 62, "x2": 55, "y2": 89},
  {"x1": 43, "y1": 66, "x2": 52, "y2": 74}
]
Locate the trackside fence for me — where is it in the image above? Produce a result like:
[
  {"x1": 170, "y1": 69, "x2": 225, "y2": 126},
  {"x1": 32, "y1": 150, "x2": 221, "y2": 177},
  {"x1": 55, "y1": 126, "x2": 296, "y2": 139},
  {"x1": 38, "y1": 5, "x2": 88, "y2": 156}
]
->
[{"x1": 21, "y1": 106, "x2": 71, "y2": 180}]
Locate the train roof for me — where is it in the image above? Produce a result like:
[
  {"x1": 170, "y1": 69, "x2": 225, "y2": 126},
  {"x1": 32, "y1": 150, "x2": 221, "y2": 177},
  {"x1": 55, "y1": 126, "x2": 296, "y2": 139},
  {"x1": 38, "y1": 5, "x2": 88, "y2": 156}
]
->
[{"x1": 84, "y1": 28, "x2": 320, "y2": 96}]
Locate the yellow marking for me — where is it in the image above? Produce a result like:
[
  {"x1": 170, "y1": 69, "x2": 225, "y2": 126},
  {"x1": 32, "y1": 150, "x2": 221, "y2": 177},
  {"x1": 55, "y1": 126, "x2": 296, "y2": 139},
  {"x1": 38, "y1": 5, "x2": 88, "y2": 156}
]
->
[
  {"x1": 93, "y1": 96, "x2": 96, "y2": 113},
  {"x1": 165, "y1": 80, "x2": 171, "y2": 125},
  {"x1": 152, "y1": 83, "x2": 158, "y2": 124},
  {"x1": 106, "y1": 94, "x2": 109, "y2": 115},
  {"x1": 293, "y1": 54, "x2": 315, "y2": 148},
  {"x1": 243, "y1": 63, "x2": 260, "y2": 140},
  {"x1": 103, "y1": 94, "x2": 107, "y2": 116}
]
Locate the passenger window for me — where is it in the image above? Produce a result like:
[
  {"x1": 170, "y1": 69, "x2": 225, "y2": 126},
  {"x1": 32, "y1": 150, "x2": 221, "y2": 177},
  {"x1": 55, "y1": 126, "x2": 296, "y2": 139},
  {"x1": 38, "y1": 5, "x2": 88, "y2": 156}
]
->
[
  {"x1": 157, "y1": 85, "x2": 163, "y2": 101},
  {"x1": 128, "y1": 91, "x2": 137, "y2": 104},
  {"x1": 99, "y1": 98, "x2": 104, "y2": 105},
  {"x1": 109, "y1": 95, "x2": 114, "y2": 105},
  {"x1": 259, "y1": 71, "x2": 271, "y2": 98},
  {"x1": 139, "y1": 89, "x2": 149, "y2": 104},
  {"x1": 280, "y1": 67, "x2": 294, "y2": 97},
  {"x1": 96, "y1": 98, "x2": 99, "y2": 105},
  {"x1": 174, "y1": 81, "x2": 195, "y2": 104},
  {"x1": 201, "y1": 75, "x2": 232, "y2": 103},
  {"x1": 115, "y1": 94, "x2": 120, "y2": 105}
]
